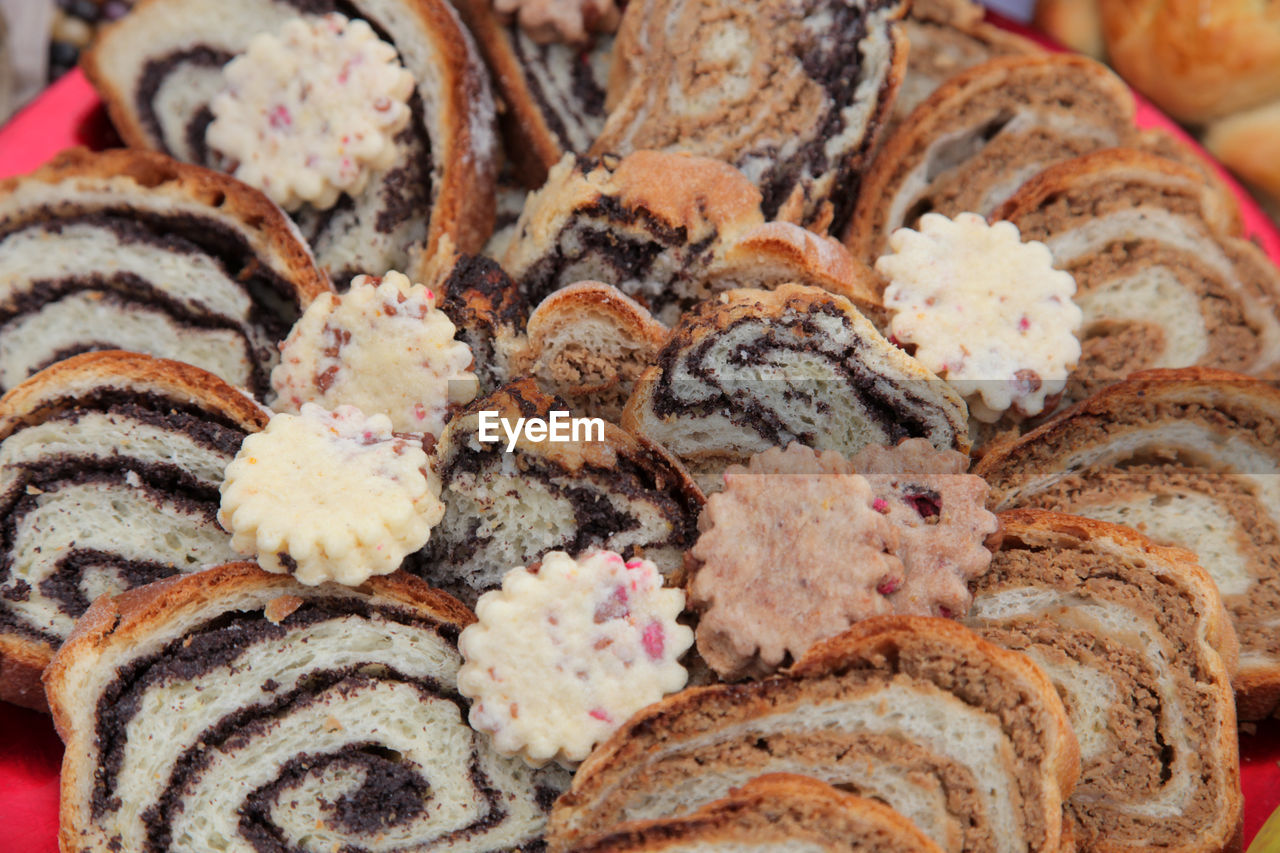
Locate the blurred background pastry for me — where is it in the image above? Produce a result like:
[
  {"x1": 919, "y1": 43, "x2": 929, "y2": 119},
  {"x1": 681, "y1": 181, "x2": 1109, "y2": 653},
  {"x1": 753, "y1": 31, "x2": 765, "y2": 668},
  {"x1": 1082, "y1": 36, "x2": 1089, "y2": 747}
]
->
[{"x1": 1035, "y1": 0, "x2": 1280, "y2": 220}]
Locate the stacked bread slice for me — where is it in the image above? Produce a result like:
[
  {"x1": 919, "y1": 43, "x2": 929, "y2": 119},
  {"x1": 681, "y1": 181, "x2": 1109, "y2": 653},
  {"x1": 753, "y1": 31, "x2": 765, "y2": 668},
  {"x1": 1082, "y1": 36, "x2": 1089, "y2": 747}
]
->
[
  {"x1": 595, "y1": 0, "x2": 909, "y2": 230},
  {"x1": 623, "y1": 284, "x2": 969, "y2": 493},
  {"x1": 993, "y1": 148, "x2": 1280, "y2": 398},
  {"x1": 974, "y1": 367, "x2": 1280, "y2": 720},
  {"x1": 548, "y1": 616, "x2": 1079, "y2": 853},
  {"x1": 411, "y1": 378, "x2": 701, "y2": 604},
  {"x1": 566, "y1": 774, "x2": 943, "y2": 853},
  {"x1": 84, "y1": 0, "x2": 498, "y2": 280},
  {"x1": 967, "y1": 510, "x2": 1241, "y2": 853},
  {"x1": 0, "y1": 148, "x2": 330, "y2": 397},
  {"x1": 452, "y1": 0, "x2": 613, "y2": 186},
  {"x1": 501, "y1": 151, "x2": 880, "y2": 325},
  {"x1": 845, "y1": 54, "x2": 1137, "y2": 263},
  {"x1": 893, "y1": 0, "x2": 1039, "y2": 131},
  {"x1": 47, "y1": 562, "x2": 571, "y2": 853},
  {"x1": 0, "y1": 351, "x2": 268, "y2": 710}
]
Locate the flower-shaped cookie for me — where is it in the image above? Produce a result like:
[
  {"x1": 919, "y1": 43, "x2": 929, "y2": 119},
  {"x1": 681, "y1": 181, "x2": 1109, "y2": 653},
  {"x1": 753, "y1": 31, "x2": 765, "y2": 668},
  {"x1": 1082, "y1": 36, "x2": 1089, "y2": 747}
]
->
[
  {"x1": 207, "y1": 13, "x2": 415, "y2": 210},
  {"x1": 851, "y1": 438, "x2": 1000, "y2": 618},
  {"x1": 877, "y1": 212, "x2": 1083, "y2": 422},
  {"x1": 457, "y1": 550, "x2": 692, "y2": 766},
  {"x1": 270, "y1": 271, "x2": 478, "y2": 437},
  {"x1": 219, "y1": 403, "x2": 443, "y2": 585},
  {"x1": 687, "y1": 444, "x2": 903, "y2": 680},
  {"x1": 494, "y1": 0, "x2": 621, "y2": 44}
]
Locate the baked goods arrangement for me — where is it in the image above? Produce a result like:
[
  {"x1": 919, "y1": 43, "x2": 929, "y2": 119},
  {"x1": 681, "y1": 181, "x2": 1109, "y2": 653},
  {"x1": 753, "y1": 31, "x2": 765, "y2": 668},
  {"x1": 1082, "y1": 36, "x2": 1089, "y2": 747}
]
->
[{"x1": 1, "y1": 0, "x2": 1278, "y2": 850}]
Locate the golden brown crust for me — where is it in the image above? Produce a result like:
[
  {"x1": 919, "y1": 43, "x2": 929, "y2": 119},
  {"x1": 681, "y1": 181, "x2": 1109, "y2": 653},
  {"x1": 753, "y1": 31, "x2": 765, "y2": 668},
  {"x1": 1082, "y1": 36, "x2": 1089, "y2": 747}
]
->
[
  {"x1": 453, "y1": 0, "x2": 566, "y2": 187},
  {"x1": 44, "y1": 561, "x2": 475, "y2": 740},
  {"x1": 972, "y1": 365, "x2": 1273, "y2": 498},
  {"x1": 0, "y1": 146, "x2": 332, "y2": 305},
  {"x1": 552, "y1": 614, "x2": 1079, "y2": 852},
  {"x1": 843, "y1": 53, "x2": 1134, "y2": 263},
  {"x1": 792, "y1": 614, "x2": 1081, "y2": 804},
  {"x1": 82, "y1": 0, "x2": 496, "y2": 262},
  {"x1": 1098, "y1": 0, "x2": 1280, "y2": 123},
  {"x1": 568, "y1": 773, "x2": 945, "y2": 852},
  {"x1": 992, "y1": 147, "x2": 1242, "y2": 239},
  {"x1": 0, "y1": 350, "x2": 271, "y2": 442},
  {"x1": 0, "y1": 635, "x2": 54, "y2": 711}
]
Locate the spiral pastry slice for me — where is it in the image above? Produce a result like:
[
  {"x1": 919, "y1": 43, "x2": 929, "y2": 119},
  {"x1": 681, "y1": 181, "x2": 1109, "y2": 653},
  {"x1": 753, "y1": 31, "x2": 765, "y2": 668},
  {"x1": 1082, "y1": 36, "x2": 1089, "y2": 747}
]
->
[
  {"x1": 966, "y1": 510, "x2": 1240, "y2": 853},
  {"x1": 972, "y1": 367, "x2": 1280, "y2": 720},
  {"x1": 547, "y1": 616, "x2": 1078, "y2": 853},
  {"x1": 453, "y1": 0, "x2": 613, "y2": 186},
  {"x1": 845, "y1": 54, "x2": 1137, "y2": 263},
  {"x1": 0, "y1": 149, "x2": 331, "y2": 397},
  {"x1": 892, "y1": 0, "x2": 1039, "y2": 133},
  {"x1": 595, "y1": 0, "x2": 909, "y2": 230},
  {"x1": 0, "y1": 351, "x2": 268, "y2": 710},
  {"x1": 83, "y1": 0, "x2": 498, "y2": 281},
  {"x1": 622, "y1": 284, "x2": 969, "y2": 494},
  {"x1": 412, "y1": 378, "x2": 701, "y2": 605},
  {"x1": 501, "y1": 151, "x2": 881, "y2": 325},
  {"x1": 46, "y1": 562, "x2": 570, "y2": 853},
  {"x1": 566, "y1": 774, "x2": 943, "y2": 853},
  {"x1": 993, "y1": 148, "x2": 1280, "y2": 399}
]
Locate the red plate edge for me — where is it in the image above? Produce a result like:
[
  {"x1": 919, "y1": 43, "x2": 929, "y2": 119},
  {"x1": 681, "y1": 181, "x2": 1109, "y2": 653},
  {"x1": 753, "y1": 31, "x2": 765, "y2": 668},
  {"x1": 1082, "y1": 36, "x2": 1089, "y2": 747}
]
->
[{"x1": 1, "y1": 32, "x2": 1279, "y2": 853}]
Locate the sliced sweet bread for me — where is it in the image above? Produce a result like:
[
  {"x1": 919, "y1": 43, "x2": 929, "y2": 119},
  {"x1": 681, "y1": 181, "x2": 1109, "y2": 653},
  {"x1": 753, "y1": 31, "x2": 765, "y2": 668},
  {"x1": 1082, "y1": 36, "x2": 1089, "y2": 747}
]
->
[
  {"x1": 46, "y1": 561, "x2": 571, "y2": 853},
  {"x1": 453, "y1": 0, "x2": 613, "y2": 186},
  {"x1": 0, "y1": 148, "x2": 331, "y2": 397},
  {"x1": 83, "y1": 0, "x2": 498, "y2": 281},
  {"x1": 894, "y1": 0, "x2": 1039, "y2": 131},
  {"x1": 594, "y1": 0, "x2": 909, "y2": 230},
  {"x1": 510, "y1": 282, "x2": 670, "y2": 422},
  {"x1": 435, "y1": 252, "x2": 530, "y2": 393},
  {"x1": 501, "y1": 151, "x2": 881, "y2": 325},
  {"x1": 992, "y1": 148, "x2": 1280, "y2": 397},
  {"x1": 845, "y1": 54, "x2": 1137, "y2": 264},
  {"x1": 972, "y1": 367, "x2": 1280, "y2": 720},
  {"x1": 566, "y1": 773, "x2": 944, "y2": 853},
  {"x1": 622, "y1": 284, "x2": 969, "y2": 494},
  {"x1": 967, "y1": 509, "x2": 1241, "y2": 853},
  {"x1": 0, "y1": 351, "x2": 268, "y2": 710},
  {"x1": 409, "y1": 378, "x2": 701, "y2": 605},
  {"x1": 547, "y1": 615, "x2": 1079, "y2": 853}
]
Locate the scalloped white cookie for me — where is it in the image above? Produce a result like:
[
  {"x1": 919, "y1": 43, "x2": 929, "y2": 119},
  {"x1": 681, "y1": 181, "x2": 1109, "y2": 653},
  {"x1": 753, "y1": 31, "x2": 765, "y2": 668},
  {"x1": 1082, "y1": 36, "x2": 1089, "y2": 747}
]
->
[
  {"x1": 218, "y1": 403, "x2": 442, "y2": 585},
  {"x1": 270, "y1": 271, "x2": 478, "y2": 436},
  {"x1": 207, "y1": 13, "x2": 415, "y2": 211},
  {"x1": 457, "y1": 550, "x2": 692, "y2": 767},
  {"x1": 877, "y1": 212, "x2": 1083, "y2": 422}
]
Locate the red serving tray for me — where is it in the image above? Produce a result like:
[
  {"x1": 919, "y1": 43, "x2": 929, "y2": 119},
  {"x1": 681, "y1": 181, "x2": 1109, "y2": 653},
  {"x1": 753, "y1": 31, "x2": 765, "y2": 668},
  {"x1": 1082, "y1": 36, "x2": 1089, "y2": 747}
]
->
[{"x1": 1, "y1": 16, "x2": 1279, "y2": 851}]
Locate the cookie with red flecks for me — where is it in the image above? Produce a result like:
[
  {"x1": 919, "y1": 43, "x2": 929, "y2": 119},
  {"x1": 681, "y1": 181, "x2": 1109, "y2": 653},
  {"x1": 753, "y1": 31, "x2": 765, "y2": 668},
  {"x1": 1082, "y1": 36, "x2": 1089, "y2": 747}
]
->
[{"x1": 457, "y1": 549, "x2": 692, "y2": 766}]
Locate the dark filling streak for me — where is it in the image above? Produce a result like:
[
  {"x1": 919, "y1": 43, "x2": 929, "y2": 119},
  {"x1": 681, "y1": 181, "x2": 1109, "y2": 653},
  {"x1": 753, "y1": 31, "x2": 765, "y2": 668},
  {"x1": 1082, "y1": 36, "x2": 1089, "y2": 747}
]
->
[
  {"x1": 135, "y1": 47, "x2": 234, "y2": 158},
  {"x1": 141, "y1": 669, "x2": 496, "y2": 853},
  {"x1": 413, "y1": 434, "x2": 697, "y2": 597},
  {"x1": 756, "y1": 0, "x2": 897, "y2": 229},
  {"x1": 238, "y1": 743, "x2": 432, "y2": 847},
  {"x1": 91, "y1": 599, "x2": 459, "y2": 824},
  {"x1": 374, "y1": 91, "x2": 434, "y2": 236},
  {"x1": 510, "y1": 31, "x2": 608, "y2": 153},
  {"x1": 7, "y1": 389, "x2": 252, "y2": 449},
  {"x1": 517, "y1": 191, "x2": 717, "y2": 316},
  {"x1": 0, "y1": 458, "x2": 225, "y2": 629},
  {"x1": 650, "y1": 304, "x2": 942, "y2": 446},
  {"x1": 0, "y1": 209, "x2": 306, "y2": 396},
  {"x1": 39, "y1": 551, "x2": 178, "y2": 618}
]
